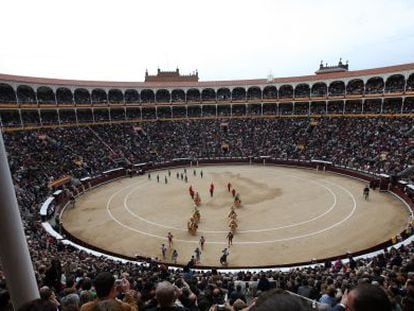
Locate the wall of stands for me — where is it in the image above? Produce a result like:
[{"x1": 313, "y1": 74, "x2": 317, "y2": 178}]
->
[{"x1": 46, "y1": 158, "x2": 414, "y2": 270}]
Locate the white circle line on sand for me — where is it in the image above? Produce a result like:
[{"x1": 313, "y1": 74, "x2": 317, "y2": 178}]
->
[
  {"x1": 105, "y1": 173, "x2": 357, "y2": 244},
  {"x1": 121, "y1": 174, "x2": 337, "y2": 233}
]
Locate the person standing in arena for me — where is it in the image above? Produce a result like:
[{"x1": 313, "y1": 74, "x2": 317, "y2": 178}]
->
[
  {"x1": 171, "y1": 249, "x2": 178, "y2": 264},
  {"x1": 199, "y1": 235, "x2": 206, "y2": 250},
  {"x1": 194, "y1": 247, "x2": 201, "y2": 264},
  {"x1": 227, "y1": 182, "x2": 232, "y2": 192},
  {"x1": 167, "y1": 232, "x2": 174, "y2": 248},
  {"x1": 226, "y1": 231, "x2": 234, "y2": 247},
  {"x1": 161, "y1": 243, "x2": 167, "y2": 260},
  {"x1": 210, "y1": 182, "x2": 215, "y2": 197},
  {"x1": 363, "y1": 185, "x2": 370, "y2": 200},
  {"x1": 220, "y1": 248, "x2": 230, "y2": 265}
]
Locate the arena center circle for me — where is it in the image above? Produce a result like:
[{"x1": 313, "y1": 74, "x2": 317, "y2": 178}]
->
[{"x1": 62, "y1": 164, "x2": 410, "y2": 268}]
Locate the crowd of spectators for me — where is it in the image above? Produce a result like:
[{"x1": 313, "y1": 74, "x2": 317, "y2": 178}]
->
[{"x1": 1, "y1": 116, "x2": 414, "y2": 310}]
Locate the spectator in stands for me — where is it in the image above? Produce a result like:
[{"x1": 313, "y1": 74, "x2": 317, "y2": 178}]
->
[
  {"x1": 80, "y1": 272, "x2": 137, "y2": 311},
  {"x1": 254, "y1": 288, "x2": 311, "y2": 311},
  {"x1": 333, "y1": 284, "x2": 391, "y2": 311}
]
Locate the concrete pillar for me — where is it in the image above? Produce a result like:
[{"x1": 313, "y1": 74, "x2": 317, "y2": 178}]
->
[{"x1": 0, "y1": 133, "x2": 40, "y2": 309}]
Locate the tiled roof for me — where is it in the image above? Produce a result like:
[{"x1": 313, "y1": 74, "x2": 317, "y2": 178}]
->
[{"x1": 0, "y1": 63, "x2": 413, "y2": 89}]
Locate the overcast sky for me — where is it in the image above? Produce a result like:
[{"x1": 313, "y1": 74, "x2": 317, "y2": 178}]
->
[{"x1": 0, "y1": 0, "x2": 413, "y2": 82}]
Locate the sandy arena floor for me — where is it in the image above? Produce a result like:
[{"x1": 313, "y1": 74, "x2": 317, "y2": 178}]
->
[{"x1": 62, "y1": 165, "x2": 410, "y2": 268}]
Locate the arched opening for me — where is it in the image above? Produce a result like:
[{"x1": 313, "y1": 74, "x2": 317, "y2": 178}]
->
[
  {"x1": 0, "y1": 83, "x2": 16, "y2": 103},
  {"x1": 202, "y1": 105, "x2": 216, "y2": 117},
  {"x1": 141, "y1": 89, "x2": 155, "y2": 103},
  {"x1": 232, "y1": 87, "x2": 246, "y2": 101},
  {"x1": 40, "y1": 110, "x2": 58, "y2": 124},
  {"x1": 77, "y1": 109, "x2": 93, "y2": 122},
  {"x1": 365, "y1": 77, "x2": 384, "y2": 94},
  {"x1": 37, "y1": 86, "x2": 55, "y2": 105},
  {"x1": 110, "y1": 108, "x2": 126, "y2": 121},
  {"x1": 363, "y1": 99, "x2": 381, "y2": 113},
  {"x1": 0, "y1": 110, "x2": 20, "y2": 126},
  {"x1": 59, "y1": 109, "x2": 76, "y2": 123},
  {"x1": 294, "y1": 84, "x2": 310, "y2": 98},
  {"x1": 294, "y1": 102, "x2": 309, "y2": 115},
  {"x1": 126, "y1": 107, "x2": 141, "y2": 120},
  {"x1": 217, "y1": 105, "x2": 231, "y2": 116},
  {"x1": 74, "y1": 88, "x2": 91, "y2": 105},
  {"x1": 263, "y1": 102, "x2": 278, "y2": 115},
  {"x1": 172, "y1": 106, "x2": 186, "y2": 118},
  {"x1": 232, "y1": 104, "x2": 246, "y2": 116},
  {"x1": 156, "y1": 89, "x2": 170, "y2": 103},
  {"x1": 94, "y1": 108, "x2": 110, "y2": 121},
  {"x1": 91, "y1": 88, "x2": 108, "y2": 105},
  {"x1": 344, "y1": 100, "x2": 362, "y2": 114},
  {"x1": 328, "y1": 81, "x2": 345, "y2": 96},
  {"x1": 201, "y1": 88, "x2": 216, "y2": 101},
  {"x1": 248, "y1": 103, "x2": 262, "y2": 115},
  {"x1": 385, "y1": 74, "x2": 405, "y2": 93},
  {"x1": 407, "y1": 74, "x2": 414, "y2": 92},
  {"x1": 21, "y1": 110, "x2": 40, "y2": 125},
  {"x1": 310, "y1": 101, "x2": 326, "y2": 114},
  {"x1": 383, "y1": 98, "x2": 402, "y2": 113},
  {"x1": 142, "y1": 107, "x2": 156, "y2": 119},
  {"x1": 346, "y1": 79, "x2": 364, "y2": 95},
  {"x1": 217, "y1": 88, "x2": 231, "y2": 101},
  {"x1": 108, "y1": 89, "x2": 124, "y2": 104},
  {"x1": 403, "y1": 98, "x2": 414, "y2": 113},
  {"x1": 125, "y1": 89, "x2": 139, "y2": 104},
  {"x1": 171, "y1": 89, "x2": 185, "y2": 102},
  {"x1": 279, "y1": 102, "x2": 293, "y2": 114},
  {"x1": 311, "y1": 82, "x2": 327, "y2": 97},
  {"x1": 279, "y1": 85, "x2": 293, "y2": 99},
  {"x1": 247, "y1": 87, "x2": 261, "y2": 100},
  {"x1": 263, "y1": 86, "x2": 277, "y2": 99},
  {"x1": 17, "y1": 85, "x2": 36, "y2": 104},
  {"x1": 157, "y1": 106, "x2": 172, "y2": 119},
  {"x1": 327, "y1": 101, "x2": 344, "y2": 114},
  {"x1": 56, "y1": 87, "x2": 73, "y2": 105},
  {"x1": 201, "y1": 105, "x2": 217, "y2": 117},
  {"x1": 187, "y1": 89, "x2": 200, "y2": 102},
  {"x1": 188, "y1": 105, "x2": 201, "y2": 117}
]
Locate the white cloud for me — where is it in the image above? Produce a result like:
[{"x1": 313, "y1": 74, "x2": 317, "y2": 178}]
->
[{"x1": 0, "y1": 0, "x2": 413, "y2": 81}]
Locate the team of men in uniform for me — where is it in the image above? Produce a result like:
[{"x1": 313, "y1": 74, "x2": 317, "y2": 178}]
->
[{"x1": 152, "y1": 167, "x2": 244, "y2": 266}]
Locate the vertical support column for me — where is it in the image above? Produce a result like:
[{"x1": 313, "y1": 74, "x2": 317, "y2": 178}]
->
[
  {"x1": 19, "y1": 109, "x2": 23, "y2": 128},
  {"x1": 155, "y1": 106, "x2": 158, "y2": 120},
  {"x1": 75, "y1": 108, "x2": 79, "y2": 125},
  {"x1": 361, "y1": 100, "x2": 365, "y2": 114},
  {"x1": 401, "y1": 98, "x2": 405, "y2": 114},
  {"x1": 38, "y1": 109, "x2": 43, "y2": 126},
  {"x1": 57, "y1": 109, "x2": 61, "y2": 125},
  {"x1": 0, "y1": 133, "x2": 40, "y2": 309},
  {"x1": 108, "y1": 108, "x2": 111, "y2": 123},
  {"x1": 15, "y1": 87, "x2": 19, "y2": 106},
  {"x1": 380, "y1": 98, "x2": 384, "y2": 114},
  {"x1": 54, "y1": 89, "x2": 58, "y2": 106}
]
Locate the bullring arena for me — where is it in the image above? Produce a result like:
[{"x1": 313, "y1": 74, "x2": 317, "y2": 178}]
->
[{"x1": 62, "y1": 164, "x2": 410, "y2": 268}]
